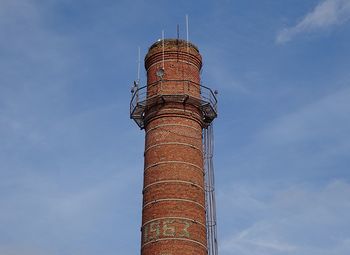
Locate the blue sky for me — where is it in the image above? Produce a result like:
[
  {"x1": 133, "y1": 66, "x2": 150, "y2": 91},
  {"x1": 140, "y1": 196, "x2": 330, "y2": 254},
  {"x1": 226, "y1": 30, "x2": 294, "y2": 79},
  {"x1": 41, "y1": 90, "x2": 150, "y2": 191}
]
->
[{"x1": 1, "y1": 0, "x2": 350, "y2": 254}]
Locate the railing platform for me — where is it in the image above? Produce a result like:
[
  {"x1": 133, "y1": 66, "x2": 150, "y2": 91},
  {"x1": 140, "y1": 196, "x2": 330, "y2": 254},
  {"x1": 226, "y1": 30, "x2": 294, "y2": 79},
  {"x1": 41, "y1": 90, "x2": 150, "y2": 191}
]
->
[{"x1": 130, "y1": 80, "x2": 218, "y2": 129}]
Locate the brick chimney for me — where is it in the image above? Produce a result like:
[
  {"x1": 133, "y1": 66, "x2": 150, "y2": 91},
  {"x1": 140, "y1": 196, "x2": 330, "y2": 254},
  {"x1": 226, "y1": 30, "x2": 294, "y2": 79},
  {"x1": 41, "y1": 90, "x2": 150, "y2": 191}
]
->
[{"x1": 131, "y1": 39, "x2": 217, "y2": 255}]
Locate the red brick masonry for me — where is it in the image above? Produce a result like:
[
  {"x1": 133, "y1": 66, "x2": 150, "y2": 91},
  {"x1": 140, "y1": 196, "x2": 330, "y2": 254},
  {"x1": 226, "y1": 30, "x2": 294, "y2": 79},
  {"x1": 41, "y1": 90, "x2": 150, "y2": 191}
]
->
[{"x1": 141, "y1": 39, "x2": 207, "y2": 255}]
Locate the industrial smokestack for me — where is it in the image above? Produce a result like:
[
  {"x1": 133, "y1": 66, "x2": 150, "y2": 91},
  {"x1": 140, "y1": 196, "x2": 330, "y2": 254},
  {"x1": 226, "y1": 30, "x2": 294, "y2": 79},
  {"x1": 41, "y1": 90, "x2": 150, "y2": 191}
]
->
[{"x1": 130, "y1": 38, "x2": 218, "y2": 255}]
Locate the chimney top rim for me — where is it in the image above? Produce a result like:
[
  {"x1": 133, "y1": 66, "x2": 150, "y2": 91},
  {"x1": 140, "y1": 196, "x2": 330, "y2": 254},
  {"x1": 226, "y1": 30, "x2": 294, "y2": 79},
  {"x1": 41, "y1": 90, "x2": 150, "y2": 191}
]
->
[{"x1": 148, "y1": 38, "x2": 199, "y2": 53}]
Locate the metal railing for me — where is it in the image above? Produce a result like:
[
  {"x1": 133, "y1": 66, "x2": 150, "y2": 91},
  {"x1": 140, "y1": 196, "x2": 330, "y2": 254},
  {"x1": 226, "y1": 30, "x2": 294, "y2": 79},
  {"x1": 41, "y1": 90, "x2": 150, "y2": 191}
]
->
[{"x1": 130, "y1": 80, "x2": 218, "y2": 129}]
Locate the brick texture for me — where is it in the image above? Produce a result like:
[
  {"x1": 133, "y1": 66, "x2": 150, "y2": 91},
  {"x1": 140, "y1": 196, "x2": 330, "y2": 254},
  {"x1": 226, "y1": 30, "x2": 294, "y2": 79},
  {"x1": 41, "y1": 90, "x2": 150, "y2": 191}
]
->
[{"x1": 141, "y1": 39, "x2": 207, "y2": 255}]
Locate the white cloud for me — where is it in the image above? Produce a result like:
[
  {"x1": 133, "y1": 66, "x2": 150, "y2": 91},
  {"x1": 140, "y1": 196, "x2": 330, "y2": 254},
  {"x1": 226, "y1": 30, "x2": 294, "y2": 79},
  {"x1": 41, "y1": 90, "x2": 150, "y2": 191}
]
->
[
  {"x1": 227, "y1": 86, "x2": 350, "y2": 181},
  {"x1": 260, "y1": 86, "x2": 350, "y2": 145},
  {"x1": 219, "y1": 180, "x2": 350, "y2": 255},
  {"x1": 0, "y1": 167, "x2": 140, "y2": 253},
  {"x1": 277, "y1": 0, "x2": 350, "y2": 43}
]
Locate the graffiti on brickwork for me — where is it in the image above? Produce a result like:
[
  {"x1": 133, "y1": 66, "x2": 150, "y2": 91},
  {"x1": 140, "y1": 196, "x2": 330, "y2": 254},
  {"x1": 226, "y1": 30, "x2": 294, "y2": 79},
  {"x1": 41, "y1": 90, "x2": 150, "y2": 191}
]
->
[{"x1": 143, "y1": 218, "x2": 193, "y2": 243}]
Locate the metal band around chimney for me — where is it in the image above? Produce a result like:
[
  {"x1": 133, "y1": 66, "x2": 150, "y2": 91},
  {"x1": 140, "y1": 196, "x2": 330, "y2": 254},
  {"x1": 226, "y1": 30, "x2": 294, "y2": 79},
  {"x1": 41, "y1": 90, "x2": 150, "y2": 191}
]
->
[
  {"x1": 144, "y1": 142, "x2": 202, "y2": 154},
  {"x1": 142, "y1": 238, "x2": 207, "y2": 250},
  {"x1": 144, "y1": 161, "x2": 203, "y2": 174},
  {"x1": 146, "y1": 123, "x2": 201, "y2": 134},
  {"x1": 143, "y1": 198, "x2": 205, "y2": 210},
  {"x1": 143, "y1": 180, "x2": 204, "y2": 192}
]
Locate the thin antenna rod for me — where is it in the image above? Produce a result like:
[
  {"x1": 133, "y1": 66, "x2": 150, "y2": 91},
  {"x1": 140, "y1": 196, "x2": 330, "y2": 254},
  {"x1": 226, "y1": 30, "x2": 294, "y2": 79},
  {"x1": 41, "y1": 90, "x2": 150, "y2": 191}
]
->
[
  {"x1": 162, "y1": 30, "x2": 165, "y2": 69},
  {"x1": 185, "y1": 14, "x2": 190, "y2": 70},
  {"x1": 137, "y1": 46, "x2": 141, "y2": 84},
  {"x1": 186, "y1": 14, "x2": 189, "y2": 43},
  {"x1": 177, "y1": 24, "x2": 180, "y2": 40}
]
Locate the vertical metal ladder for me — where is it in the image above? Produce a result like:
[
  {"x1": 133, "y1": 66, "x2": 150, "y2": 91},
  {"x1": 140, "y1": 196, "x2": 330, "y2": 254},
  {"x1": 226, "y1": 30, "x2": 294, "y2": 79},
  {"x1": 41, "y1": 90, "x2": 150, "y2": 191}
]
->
[{"x1": 204, "y1": 124, "x2": 219, "y2": 255}]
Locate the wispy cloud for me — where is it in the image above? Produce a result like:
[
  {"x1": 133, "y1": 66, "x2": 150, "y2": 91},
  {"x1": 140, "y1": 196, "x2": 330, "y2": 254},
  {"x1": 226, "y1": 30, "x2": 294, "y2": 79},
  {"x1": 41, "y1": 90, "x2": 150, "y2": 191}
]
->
[
  {"x1": 218, "y1": 85, "x2": 350, "y2": 254},
  {"x1": 0, "y1": 1, "x2": 143, "y2": 254},
  {"x1": 276, "y1": 0, "x2": 350, "y2": 43},
  {"x1": 219, "y1": 180, "x2": 350, "y2": 255},
  {"x1": 226, "y1": 86, "x2": 350, "y2": 181}
]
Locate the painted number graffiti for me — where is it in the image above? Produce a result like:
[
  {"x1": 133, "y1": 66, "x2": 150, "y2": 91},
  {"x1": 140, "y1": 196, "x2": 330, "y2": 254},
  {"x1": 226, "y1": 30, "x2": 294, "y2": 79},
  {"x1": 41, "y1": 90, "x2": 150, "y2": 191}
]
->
[{"x1": 143, "y1": 219, "x2": 193, "y2": 243}]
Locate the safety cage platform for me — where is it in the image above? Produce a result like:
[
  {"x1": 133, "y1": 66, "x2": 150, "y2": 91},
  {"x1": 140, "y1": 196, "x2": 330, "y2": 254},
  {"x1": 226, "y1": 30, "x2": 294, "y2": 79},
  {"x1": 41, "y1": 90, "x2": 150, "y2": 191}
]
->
[{"x1": 130, "y1": 79, "x2": 218, "y2": 129}]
